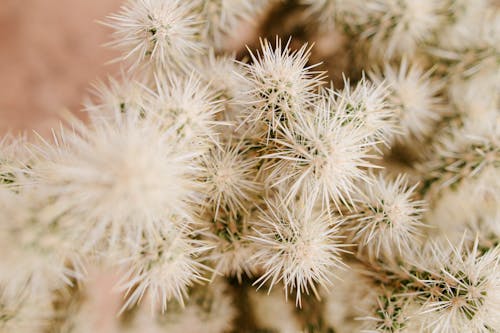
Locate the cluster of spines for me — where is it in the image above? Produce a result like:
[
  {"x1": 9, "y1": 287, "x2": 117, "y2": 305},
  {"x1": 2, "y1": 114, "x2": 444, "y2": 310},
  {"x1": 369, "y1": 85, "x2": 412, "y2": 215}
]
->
[{"x1": 1, "y1": 0, "x2": 499, "y2": 332}]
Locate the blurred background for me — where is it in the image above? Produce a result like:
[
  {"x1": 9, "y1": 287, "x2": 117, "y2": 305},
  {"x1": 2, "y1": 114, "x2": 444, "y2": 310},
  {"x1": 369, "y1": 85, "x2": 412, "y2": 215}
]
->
[{"x1": 0, "y1": 0, "x2": 123, "y2": 137}]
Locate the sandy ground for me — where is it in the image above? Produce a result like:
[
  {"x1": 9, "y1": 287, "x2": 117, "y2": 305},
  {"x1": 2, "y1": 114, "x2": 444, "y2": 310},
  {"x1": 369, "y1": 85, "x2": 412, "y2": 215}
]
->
[{"x1": 0, "y1": 0, "x2": 123, "y2": 137}]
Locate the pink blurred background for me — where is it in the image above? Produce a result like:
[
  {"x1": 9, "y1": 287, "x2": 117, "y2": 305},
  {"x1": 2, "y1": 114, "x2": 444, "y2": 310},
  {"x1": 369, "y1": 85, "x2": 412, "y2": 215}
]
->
[{"x1": 0, "y1": 0, "x2": 123, "y2": 137}]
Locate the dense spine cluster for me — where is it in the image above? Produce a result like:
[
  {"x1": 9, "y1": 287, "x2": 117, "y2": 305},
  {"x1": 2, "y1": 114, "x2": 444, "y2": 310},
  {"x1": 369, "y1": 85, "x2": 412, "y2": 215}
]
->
[{"x1": 0, "y1": 0, "x2": 498, "y2": 332}]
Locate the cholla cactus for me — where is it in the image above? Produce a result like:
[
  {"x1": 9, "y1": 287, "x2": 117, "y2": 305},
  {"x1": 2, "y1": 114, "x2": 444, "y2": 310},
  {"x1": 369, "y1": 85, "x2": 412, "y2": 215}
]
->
[
  {"x1": 369, "y1": 58, "x2": 445, "y2": 146},
  {"x1": 1, "y1": 0, "x2": 499, "y2": 332},
  {"x1": 346, "y1": 173, "x2": 426, "y2": 262},
  {"x1": 105, "y1": 0, "x2": 204, "y2": 71},
  {"x1": 249, "y1": 195, "x2": 346, "y2": 306}
]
